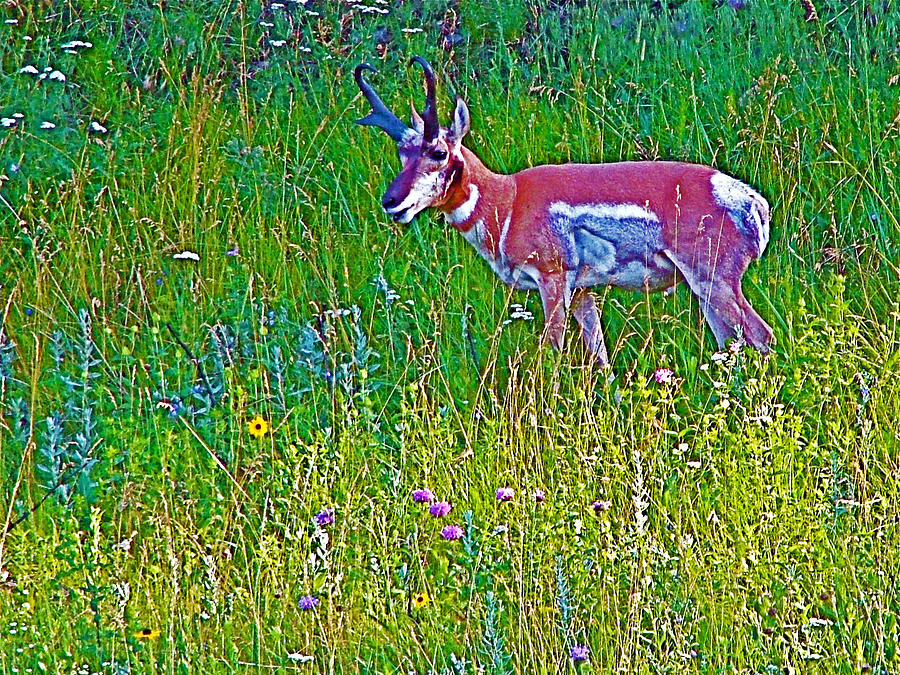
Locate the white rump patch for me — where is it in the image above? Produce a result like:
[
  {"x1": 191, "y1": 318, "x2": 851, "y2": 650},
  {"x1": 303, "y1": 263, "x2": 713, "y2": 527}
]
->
[
  {"x1": 710, "y1": 172, "x2": 770, "y2": 255},
  {"x1": 447, "y1": 185, "x2": 480, "y2": 224},
  {"x1": 549, "y1": 201, "x2": 659, "y2": 223}
]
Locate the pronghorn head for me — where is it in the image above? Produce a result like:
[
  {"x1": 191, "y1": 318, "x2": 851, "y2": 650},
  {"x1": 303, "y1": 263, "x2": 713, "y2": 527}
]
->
[{"x1": 354, "y1": 56, "x2": 470, "y2": 224}]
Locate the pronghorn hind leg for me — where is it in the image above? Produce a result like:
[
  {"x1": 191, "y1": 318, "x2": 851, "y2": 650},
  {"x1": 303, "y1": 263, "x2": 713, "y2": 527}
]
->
[
  {"x1": 663, "y1": 249, "x2": 762, "y2": 352},
  {"x1": 571, "y1": 290, "x2": 609, "y2": 367}
]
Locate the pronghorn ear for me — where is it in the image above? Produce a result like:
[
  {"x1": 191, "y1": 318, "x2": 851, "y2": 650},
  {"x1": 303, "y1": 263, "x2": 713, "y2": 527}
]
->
[
  {"x1": 448, "y1": 98, "x2": 470, "y2": 146},
  {"x1": 410, "y1": 104, "x2": 425, "y2": 135}
]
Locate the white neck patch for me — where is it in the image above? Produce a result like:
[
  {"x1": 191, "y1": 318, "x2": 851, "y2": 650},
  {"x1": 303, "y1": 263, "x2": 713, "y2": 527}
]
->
[{"x1": 447, "y1": 185, "x2": 480, "y2": 225}]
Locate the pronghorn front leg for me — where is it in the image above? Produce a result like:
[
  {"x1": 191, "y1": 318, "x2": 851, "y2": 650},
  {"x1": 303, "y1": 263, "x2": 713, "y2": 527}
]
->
[
  {"x1": 536, "y1": 271, "x2": 570, "y2": 352},
  {"x1": 571, "y1": 290, "x2": 609, "y2": 367}
]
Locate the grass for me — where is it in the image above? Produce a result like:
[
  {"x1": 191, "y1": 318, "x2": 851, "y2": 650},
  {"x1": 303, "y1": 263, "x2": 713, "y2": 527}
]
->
[{"x1": 1, "y1": 0, "x2": 899, "y2": 672}]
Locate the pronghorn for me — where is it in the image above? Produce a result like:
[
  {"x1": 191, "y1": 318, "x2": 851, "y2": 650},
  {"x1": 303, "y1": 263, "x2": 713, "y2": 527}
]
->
[{"x1": 354, "y1": 57, "x2": 774, "y2": 366}]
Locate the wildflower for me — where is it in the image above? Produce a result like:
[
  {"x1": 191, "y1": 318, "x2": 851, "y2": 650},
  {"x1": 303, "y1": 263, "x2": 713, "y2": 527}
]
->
[
  {"x1": 592, "y1": 499, "x2": 612, "y2": 513},
  {"x1": 287, "y1": 653, "x2": 314, "y2": 663},
  {"x1": 654, "y1": 367, "x2": 674, "y2": 384},
  {"x1": 48, "y1": 69, "x2": 66, "y2": 82},
  {"x1": 412, "y1": 592, "x2": 430, "y2": 609},
  {"x1": 90, "y1": 120, "x2": 108, "y2": 133},
  {"x1": 570, "y1": 644, "x2": 589, "y2": 662},
  {"x1": 440, "y1": 524, "x2": 464, "y2": 540},
  {"x1": 40, "y1": 121, "x2": 56, "y2": 129},
  {"x1": 532, "y1": 488, "x2": 546, "y2": 503},
  {"x1": 496, "y1": 487, "x2": 514, "y2": 502},
  {"x1": 429, "y1": 501, "x2": 452, "y2": 517},
  {"x1": 298, "y1": 595, "x2": 319, "y2": 610},
  {"x1": 19, "y1": 65, "x2": 39, "y2": 75},
  {"x1": 314, "y1": 508, "x2": 334, "y2": 526},
  {"x1": 226, "y1": 247, "x2": 239, "y2": 256},
  {"x1": 133, "y1": 628, "x2": 161, "y2": 640},
  {"x1": 59, "y1": 40, "x2": 93, "y2": 50},
  {"x1": 412, "y1": 488, "x2": 435, "y2": 503},
  {"x1": 173, "y1": 250, "x2": 200, "y2": 262},
  {"x1": 248, "y1": 416, "x2": 269, "y2": 438},
  {"x1": 270, "y1": 39, "x2": 287, "y2": 47}
]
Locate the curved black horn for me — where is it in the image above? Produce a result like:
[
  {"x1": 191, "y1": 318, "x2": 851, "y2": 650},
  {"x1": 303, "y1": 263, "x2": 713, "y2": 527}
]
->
[
  {"x1": 354, "y1": 64, "x2": 410, "y2": 143},
  {"x1": 410, "y1": 56, "x2": 439, "y2": 142}
]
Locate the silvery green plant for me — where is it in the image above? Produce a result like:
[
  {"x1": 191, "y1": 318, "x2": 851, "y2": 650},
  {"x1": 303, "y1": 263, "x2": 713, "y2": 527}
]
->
[
  {"x1": 36, "y1": 413, "x2": 69, "y2": 501},
  {"x1": 555, "y1": 554, "x2": 573, "y2": 641},
  {"x1": 35, "y1": 309, "x2": 101, "y2": 504},
  {"x1": 0, "y1": 329, "x2": 17, "y2": 394},
  {"x1": 479, "y1": 591, "x2": 512, "y2": 675}
]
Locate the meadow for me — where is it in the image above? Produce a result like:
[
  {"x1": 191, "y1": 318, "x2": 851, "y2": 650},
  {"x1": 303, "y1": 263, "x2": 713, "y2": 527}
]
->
[{"x1": 1, "y1": 0, "x2": 899, "y2": 672}]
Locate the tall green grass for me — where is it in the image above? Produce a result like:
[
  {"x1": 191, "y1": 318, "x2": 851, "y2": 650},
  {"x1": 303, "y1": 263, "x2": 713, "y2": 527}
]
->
[{"x1": 1, "y1": 0, "x2": 899, "y2": 672}]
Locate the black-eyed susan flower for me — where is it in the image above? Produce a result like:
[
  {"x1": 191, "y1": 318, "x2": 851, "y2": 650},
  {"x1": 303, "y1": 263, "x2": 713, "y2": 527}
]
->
[
  {"x1": 412, "y1": 592, "x2": 430, "y2": 609},
  {"x1": 133, "y1": 628, "x2": 161, "y2": 640},
  {"x1": 248, "y1": 416, "x2": 269, "y2": 438}
]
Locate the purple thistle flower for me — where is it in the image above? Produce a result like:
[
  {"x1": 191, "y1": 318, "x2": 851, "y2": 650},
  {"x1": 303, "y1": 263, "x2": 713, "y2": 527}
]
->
[
  {"x1": 592, "y1": 500, "x2": 612, "y2": 513},
  {"x1": 570, "y1": 644, "x2": 589, "y2": 662},
  {"x1": 532, "y1": 488, "x2": 546, "y2": 503},
  {"x1": 440, "y1": 524, "x2": 464, "y2": 540},
  {"x1": 314, "y1": 508, "x2": 334, "y2": 526},
  {"x1": 412, "y1": 488, "x2": 435, "y2": 504},
  {"x1": 654, "y1": 367, "x2": 674, "y2": 384},
  {"x1": 496, "y1": 487, "x2": 514, "y2": 502},
  {"x1": 298, "y1": 595, "x2": 319, "y2": 610},
  {"x1": 429, "y1": 501, "x2": 452, "y2": 517}
]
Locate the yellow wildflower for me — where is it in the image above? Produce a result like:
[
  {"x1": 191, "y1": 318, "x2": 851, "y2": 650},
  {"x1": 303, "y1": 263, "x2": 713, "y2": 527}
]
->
[
  {"x1": 133, "y1": 628, "x2": 161, "y2": 640},
  {"x1": 248, "y1": 416, "x2": 269, "y2": 438},
  {"x1": 412, "y1": 592, "x2": 431, "y2": 609}
]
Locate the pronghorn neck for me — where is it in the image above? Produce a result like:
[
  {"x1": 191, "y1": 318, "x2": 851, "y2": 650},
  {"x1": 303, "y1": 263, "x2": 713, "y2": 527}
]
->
[{"x1": 440, "y1": 146, "x2": 515, "y2": 235}]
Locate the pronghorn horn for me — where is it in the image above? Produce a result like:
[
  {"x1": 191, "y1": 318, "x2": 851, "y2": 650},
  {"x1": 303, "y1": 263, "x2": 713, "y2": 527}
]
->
[
  {"x1": 354, "y1": 64, "x2": 410, "y2": 143},
  {"x1": 410, "y1": 56, "x2": 439, "y2": 142}
]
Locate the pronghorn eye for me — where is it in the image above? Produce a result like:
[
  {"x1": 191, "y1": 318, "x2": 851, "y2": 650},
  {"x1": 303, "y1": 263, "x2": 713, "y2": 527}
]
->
[{"x1": 428, "y1": 148, "x2": 448, "y2": 161}]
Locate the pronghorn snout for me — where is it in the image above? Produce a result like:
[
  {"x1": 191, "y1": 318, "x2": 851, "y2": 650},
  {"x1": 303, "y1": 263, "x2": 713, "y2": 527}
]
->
[
  {"x1": 381, "y1": 171, "x2": 419, "y2": 222},
  {"x1": 381, "y1": 192, "x2": 400, "y2": 210},
  {"x1": 381, "y1": 186, "x2": 410, "y2": 222}
]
